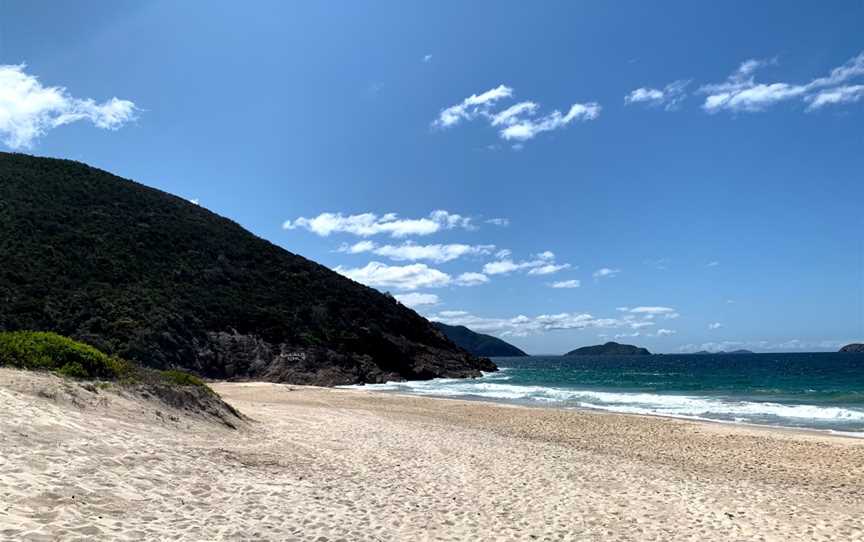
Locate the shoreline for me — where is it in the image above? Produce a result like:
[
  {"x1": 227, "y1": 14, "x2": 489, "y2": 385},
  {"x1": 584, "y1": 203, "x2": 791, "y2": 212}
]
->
[
  {"x1": 339, "y1": 382, "x2": 864, "y2": 441},
  {"x1": 4, "y1": 370, "x2": 864, "y2": 540}
]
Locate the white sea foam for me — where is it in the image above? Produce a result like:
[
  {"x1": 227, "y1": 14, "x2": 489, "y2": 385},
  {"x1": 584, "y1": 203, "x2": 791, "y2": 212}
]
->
[{"x1": 344, "y1": 378, "x2": 864, "y2": 426}]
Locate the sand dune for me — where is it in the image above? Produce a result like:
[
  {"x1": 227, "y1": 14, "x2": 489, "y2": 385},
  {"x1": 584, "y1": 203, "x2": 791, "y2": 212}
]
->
[{"x1": 1, "y1": 369, "x2": 863, "y2": 541}]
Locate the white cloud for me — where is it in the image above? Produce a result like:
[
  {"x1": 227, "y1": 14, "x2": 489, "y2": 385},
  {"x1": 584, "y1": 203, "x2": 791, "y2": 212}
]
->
[
  {"x1": 622, "y1": 306, "x2": 677, "y2": 316},
  {"x1": 656, "y1": 328, "x2": 676, "y2": 336},
  {"x1": 806, "y1": 84, "x2": 864, "y2": 109},
  {"x1": 434, "y1": 84, "x2": 514, "y2": 128},
  {"x1": 707, "y1": 261, "x2": 720, "y2": 267},
  {"x1": 494, "y1": 248, "x2": 512, "y2": 259},
  {"x1": 527, "y1": 263, "x2": 570, "y2": 275},
  {"x1": 0, "y1": 63, "x2": 137, "y2": 149},
  {"x1": 189, "y1": 198, "x2": 200, "y2": 206},
  {"x1": 284, "y1": 210, "x2": 473, "y2": 238},
  {"x1": 490, "y1": 101, "x2": 539, "y2": 126},
  {"x1": 499, "y1": 102, "x2": 601, "y2": 141},
  {"x1": 454, "y1": 272, "x2": 489, "y2": 286},
  {"x1": 708, "y1": 322, "x2": 723, "y2": 330},
  {"x1": 394, "y1": 292, "x2": 439, "y2": 308},
  {"x1": 368, "y1": 242, "x2": 495, "y2": 263},
  {"x1": 423, "y1": 54, "x2": 433, "y2": 63},
  {"x1": 624, "y1": 80, "x2": 689, "y2": 110},
  {"x1": 483, "y1": 251, "x2": 570, "y2": 276},
  {"x1": 593, "y1": 267, "x2": 621, "y2": 279},
  {"x1": 338, "y1": 240, "x2": 377, "y2": 254},
  {"x1": 550, "y1": 279, "x2": 580, "y2": 289},
  {"x1": 483, "y1": 259, "x2": 523, "y2": 275},
  {"x1": 430, "y1": 309, "x2": 644, "y2": 338},
  {"x1": 335, "y1": 261, "x2": 451, "y2": 291},
  {"x1": 433, "y1": 84, "x2": 600, "y2": 143},
  {"x1": 485, "y1": 217, "x2": 510, "y2": 227},
  {"x1": 700, "y1": 51, "x2": 864, "y2": 113}
]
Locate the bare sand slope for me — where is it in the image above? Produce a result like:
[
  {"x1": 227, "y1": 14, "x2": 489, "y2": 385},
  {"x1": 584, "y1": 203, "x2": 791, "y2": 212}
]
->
[{"x1": 2, "y1": 370, "x2": 863, "y2": 541}]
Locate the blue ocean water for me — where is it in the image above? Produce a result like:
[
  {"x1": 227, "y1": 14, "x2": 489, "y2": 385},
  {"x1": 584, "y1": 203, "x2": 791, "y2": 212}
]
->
[{"x1": 350, "y1": 353, "x2": 864, "y2": 433}]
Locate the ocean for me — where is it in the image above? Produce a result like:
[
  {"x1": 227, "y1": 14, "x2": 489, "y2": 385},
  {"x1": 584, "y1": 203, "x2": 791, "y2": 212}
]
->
[{"x1": 349, "y1": 353, "x2": 864, "y2": 434}]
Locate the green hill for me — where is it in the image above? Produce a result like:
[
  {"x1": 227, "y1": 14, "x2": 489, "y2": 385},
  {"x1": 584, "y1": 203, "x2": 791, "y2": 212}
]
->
[
  {"x1": 433, "y1": 322, "x2": 528, "y2": 357},
  {"x1": 0, "y1": 152, "x2": 495, "y2": 385}
]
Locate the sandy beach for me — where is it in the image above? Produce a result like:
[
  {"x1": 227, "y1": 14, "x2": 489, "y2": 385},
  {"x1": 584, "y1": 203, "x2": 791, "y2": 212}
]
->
[{"x1": 2, "y1": 368, "x2": 863, "y2": 541}]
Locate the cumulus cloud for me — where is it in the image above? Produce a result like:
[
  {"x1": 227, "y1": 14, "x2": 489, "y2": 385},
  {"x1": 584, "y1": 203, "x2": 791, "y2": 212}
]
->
[
  {"x1": 433, "y1": 84, "x2": 600, "y2": 143},
  {"x1": 335, "y1": 262, "x2": 490, "y2": 291},
  {"x1": 430, "y1": 308, "x2": 659, "y2": 338},
  {"x1": 619, "y1": 306, "x2": 679, "y2": 317},
  {"x1": 700, "y1": 51, "x2": 864, "y2": 113},
  {"x1": 433, "y1": 85, "x2": 514, "y2": 128},
  {"x1": 593, "y1": 267, "x2": 621, "y2": 279},
  {"x1": 807, "y1": 84, "x2": 864, "y2": 109},
  {"x1": 483, "y1": 251, "x2": 570, "y2": 276},
  {"x1": 485, "y1": 217, "x2": 510, "y2": 227},
  {"x1": 0, "y1": 63, "x2": 137, "y2": 149},
  {"x1": 549, "y1": 279, "x2": 580, "y2": 289},
  {"x1": 656, "y1": 328, "x2": 676, "y2": 336},
  {"x1": 284, "y1": 210, "x2": 473, "y2": 238},
  {"x1": 624, "y1": 80, "x2": 690, "y2": 110},
  {"x1": 394, "y1": 292, "x2": 439, "y2": 307},
  {"x1": 340, "y1": 241, "x2": 495, "y2": 263},
  {"x1": 708, "y1": 322, "x2": 723, "y2": 330},
  {"x1": 335, "y1": 262, "x2": 451, "y2": 291},
  {"x1": 454, "y1": 272, "x2": 489, "y2": 286},
  {"x1": 499, "y1": 102, "x2": 601, "y2": 141}
]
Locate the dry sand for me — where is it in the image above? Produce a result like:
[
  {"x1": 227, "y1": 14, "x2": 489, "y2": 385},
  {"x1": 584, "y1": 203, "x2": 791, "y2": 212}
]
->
[{"x1": 2, "y1": 368, "x2": 863, "y2": 541}]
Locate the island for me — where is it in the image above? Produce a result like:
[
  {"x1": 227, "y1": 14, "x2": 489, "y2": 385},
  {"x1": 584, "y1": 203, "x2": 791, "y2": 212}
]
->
[
  {"x1": 839, "y1": 343, "x2": 864, "y2": 353},
  {"x1": 692, "y1": 349, "x2": 755, "y2": 355},
  {"x1": 565, "y1": 341, "x2": 651, "y2": 356},
  {"x1": 433, "y1": 322, "x2": 528, "y2": 357}
]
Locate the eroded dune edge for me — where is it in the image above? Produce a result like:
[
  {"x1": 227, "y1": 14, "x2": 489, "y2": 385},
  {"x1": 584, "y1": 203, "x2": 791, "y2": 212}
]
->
[{"x1": 2, "y1": 369, "x2": 863, "y2": 541}]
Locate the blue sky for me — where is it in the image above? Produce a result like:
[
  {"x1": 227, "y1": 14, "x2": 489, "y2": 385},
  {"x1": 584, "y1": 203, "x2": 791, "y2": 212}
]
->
[{"x1": 2, "y1": 1, "x2": 863, "y2": 353}]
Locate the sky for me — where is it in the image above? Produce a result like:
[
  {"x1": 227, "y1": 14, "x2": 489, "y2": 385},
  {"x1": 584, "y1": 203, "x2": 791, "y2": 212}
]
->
[{"x1": 1, "y1": 0, "x2": 863, "y2": 354}]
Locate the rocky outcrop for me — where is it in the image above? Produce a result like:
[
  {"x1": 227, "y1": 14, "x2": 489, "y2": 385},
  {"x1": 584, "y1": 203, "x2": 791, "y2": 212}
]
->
[{"x1": 839, "y1": 343, "x2": 864, "y2": 353}]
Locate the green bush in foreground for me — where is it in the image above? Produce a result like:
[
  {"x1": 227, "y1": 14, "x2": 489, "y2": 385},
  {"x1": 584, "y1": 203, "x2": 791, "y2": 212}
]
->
[{"x1": 0, "y1": 331, "x2": 205, "y2": 388}]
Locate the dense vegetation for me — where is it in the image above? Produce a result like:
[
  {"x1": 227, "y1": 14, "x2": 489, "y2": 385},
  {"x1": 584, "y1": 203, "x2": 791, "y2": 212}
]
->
[
  {"x1": 0, "y1": 331, "x2": 207, "y2": 387},
  {"x1": 565, "y1": 342, "x2": 651, "y2": 356},
  {"x1": 0, "y1": 153, "x2": 494, "y2": 385},
  {"x1": 433, "y1": 322, "x2": 528, "y2": 357}
]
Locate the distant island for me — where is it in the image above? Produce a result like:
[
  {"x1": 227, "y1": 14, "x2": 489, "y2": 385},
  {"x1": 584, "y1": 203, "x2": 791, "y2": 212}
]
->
[
  {"x1": 692, "y1": 349, "x2": 755, "y2": 355},
  {"x1": 433, "y1": 322, "x2": 528, "y2": 357},
  {"x1": 565, "y1": 342, "x2": 651, "y2": 356},
  {"x1": 839, "y1": 343, "x2": 864, "y2": 353}
]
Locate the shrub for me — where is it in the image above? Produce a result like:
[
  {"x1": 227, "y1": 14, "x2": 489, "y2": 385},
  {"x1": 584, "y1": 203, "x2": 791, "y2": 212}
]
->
[
  {"x1": 0, "y1": 331, "x2": 119, "y2": 379},
  {"x1": 0, "y1": 331, "x2": 207, "y2": 388},
  {"x1": 160, "y1": 369, "x2": 207, "y2": 388}
]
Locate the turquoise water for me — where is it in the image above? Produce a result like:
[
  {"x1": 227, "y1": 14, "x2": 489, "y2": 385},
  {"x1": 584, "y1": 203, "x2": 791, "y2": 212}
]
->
[{"x1": 350, "y1": 353, "x2": 864, "y2": 433}]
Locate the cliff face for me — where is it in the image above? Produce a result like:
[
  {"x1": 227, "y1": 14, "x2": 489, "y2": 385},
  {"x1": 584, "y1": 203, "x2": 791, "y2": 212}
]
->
[
  {"x1": 433, "y1": 322, "x2": 528, "y2": 357},
  {"x1": 0, "y1": 153, "x2": 495, "y2": 385},
  {"x1": 839, "y1": 343, "x2": 864, "y2": 353},
  {"x1": 565, "y1": 342, "x2": 651, "y2": 356}
]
